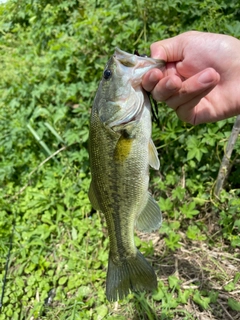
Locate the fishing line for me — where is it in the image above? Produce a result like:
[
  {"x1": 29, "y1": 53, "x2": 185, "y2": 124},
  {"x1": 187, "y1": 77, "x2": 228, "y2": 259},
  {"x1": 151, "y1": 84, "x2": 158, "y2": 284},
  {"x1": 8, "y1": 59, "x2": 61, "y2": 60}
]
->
[
  {"x1": 148, "y1": 93, "x2": 160, "y2": 127},
  {"x1": 0, "y1": 221, "x2": 15, "y2": 313}
]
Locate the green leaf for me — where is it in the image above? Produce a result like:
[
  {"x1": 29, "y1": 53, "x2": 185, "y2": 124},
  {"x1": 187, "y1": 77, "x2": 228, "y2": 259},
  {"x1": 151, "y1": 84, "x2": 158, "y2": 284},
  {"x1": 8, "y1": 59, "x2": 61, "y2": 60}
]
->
[
  {"x1": 1, "y1": 0, "x2": 240, "y2": 318},
  {"x1": 72, "y1": 226, "x2": 78, "y2": 240},
  {"x1": 59, "y1": 276, "x2": 68, "y2": 285},
  {"x1": 159, "y1": 197, "x2": 173, "y2": 211},
  {"x1": 168, "y1": 275, "x2": 180, "y2": 289},
  {"x1": 177, "y1": 289, "x2": 192, "y2": 304},
  {"x1": 224, "y1": 282, "x2": 235, "y2": 292},
  {"x1": 193, "y1": 291, "x2": 211, "y2": 309},
  {"x1": 172, "y1": 186, "x2": 185, "y2": 201},
  {"x1": 186, "y1": 225, "x2": 206, "y2": 241},
  {"x1": 78, "y1": 286, "x2": 92, "y2": 298},
  {"x1": 94, "y1": 305, "x2": 108, "y2": 320},
  {"x1": 180, "y1": 202, "x2": 199, "y2": 219},
  {"x1": 164, "y1": 231, "x2": 181, "y2": 251},
  {"x1": 152, "y1": 289, "x2": 165, "y2": 301},
  {"x1": 228, "y1": 298, "x2": 240, "y2": 311},
  {"x1": 234, "y1": 219, "x2": 240, "y2": 230}
]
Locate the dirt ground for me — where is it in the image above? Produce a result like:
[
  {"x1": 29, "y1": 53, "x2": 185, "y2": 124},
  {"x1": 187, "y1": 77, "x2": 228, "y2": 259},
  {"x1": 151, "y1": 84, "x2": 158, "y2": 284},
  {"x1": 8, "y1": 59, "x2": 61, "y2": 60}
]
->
[{"x1": 140, "y1": 229, "x2": 240, "y2": 320}]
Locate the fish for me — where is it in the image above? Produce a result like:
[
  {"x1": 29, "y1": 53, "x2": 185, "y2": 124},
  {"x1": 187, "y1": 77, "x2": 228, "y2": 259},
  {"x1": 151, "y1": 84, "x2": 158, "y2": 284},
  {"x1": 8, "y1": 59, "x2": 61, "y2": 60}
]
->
[{"x1": 88, "y1": 48, "x2": 165, "y2": 301}]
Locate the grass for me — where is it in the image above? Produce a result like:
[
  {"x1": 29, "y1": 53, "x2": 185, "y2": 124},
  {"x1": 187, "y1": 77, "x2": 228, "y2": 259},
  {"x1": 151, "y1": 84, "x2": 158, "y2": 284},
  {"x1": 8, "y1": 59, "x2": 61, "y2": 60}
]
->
[
  {"x1": 0, "y1": 197, "x2": 240, "y2": 319},
  {"x1": 0, "y1": 135, "x2": 239, "y2": 320},
  {"x1": 1, "y1": 0, "x2": 240, "y2": 318}
]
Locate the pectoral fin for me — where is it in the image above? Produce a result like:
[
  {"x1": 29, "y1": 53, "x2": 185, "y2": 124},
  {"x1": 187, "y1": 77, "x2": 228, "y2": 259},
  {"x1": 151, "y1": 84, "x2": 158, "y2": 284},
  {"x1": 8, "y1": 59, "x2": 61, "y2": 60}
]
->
[
  {"x1": 88, "y1": 182, "x2": 101, "y2": 211},
  {"x1": 136, "y1": 193, "x2": 162, "y2": 232},
  {"x1": 148, "y1": 139, "x2": 160, "y2": 170}
]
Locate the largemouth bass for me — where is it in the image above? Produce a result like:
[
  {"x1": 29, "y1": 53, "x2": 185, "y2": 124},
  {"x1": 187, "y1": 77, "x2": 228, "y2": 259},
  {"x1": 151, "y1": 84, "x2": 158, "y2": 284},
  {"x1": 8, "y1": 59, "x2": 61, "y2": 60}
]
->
[{"x1": 88, "y1": 48, "x2": 165, "y2": 301}]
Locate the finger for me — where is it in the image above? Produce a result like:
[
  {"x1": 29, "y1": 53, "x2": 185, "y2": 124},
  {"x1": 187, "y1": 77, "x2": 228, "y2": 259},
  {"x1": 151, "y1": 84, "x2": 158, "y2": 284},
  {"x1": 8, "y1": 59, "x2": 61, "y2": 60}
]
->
[
  {"x1": 165, "y1": 68, "x2": 220, "y2": 110},
  {"x1": 174, "y1": 87, "x2": 216, "y2": 125},
  {"x1": 143, "y1": 62, "x2": 183, "y2": 97},
  {"x1": 150, "y1": 31, "x2": 199, "y2": 61},
  {"x1": 142, "y1": 69, "x2": 163, "y2": 92},
  {"x1": 150, "y1": 75, "x2": 182, "y2": 101},
  {"x1": 150, "y1": 36, "x2": 184, "y2": 61}
]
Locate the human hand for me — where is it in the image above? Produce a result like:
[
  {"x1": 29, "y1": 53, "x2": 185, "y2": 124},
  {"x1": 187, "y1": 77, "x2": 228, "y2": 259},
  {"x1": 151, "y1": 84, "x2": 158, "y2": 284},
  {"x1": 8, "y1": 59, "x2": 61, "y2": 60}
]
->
[{"x1": 142, "y1": 31, "x2": 240, "y2": 124}]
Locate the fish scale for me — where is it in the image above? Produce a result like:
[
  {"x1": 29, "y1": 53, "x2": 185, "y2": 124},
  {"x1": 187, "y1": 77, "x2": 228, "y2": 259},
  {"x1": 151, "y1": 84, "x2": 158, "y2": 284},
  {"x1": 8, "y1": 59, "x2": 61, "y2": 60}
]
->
[{"x1": 88, "y1": 48, "x2": 165, "y2": 301}]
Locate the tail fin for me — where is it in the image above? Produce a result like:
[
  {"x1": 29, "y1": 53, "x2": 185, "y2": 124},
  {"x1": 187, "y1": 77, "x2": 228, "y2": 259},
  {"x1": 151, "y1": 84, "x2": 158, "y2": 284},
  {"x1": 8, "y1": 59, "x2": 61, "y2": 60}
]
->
[{"x1": 106, "y1": 250, "x2": 157, "y2": 301}]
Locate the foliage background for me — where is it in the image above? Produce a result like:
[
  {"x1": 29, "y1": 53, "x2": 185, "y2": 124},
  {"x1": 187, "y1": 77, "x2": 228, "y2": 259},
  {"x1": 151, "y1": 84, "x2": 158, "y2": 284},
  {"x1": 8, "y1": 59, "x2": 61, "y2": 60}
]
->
[{"x1": 0, "y1": 0, "x2": 240, "y2": 319}]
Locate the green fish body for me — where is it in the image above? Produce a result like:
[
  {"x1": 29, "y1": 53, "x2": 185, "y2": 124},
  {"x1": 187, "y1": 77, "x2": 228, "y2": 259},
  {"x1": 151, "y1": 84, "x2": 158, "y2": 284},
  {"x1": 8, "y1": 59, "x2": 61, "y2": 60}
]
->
[{"x1": 88, "y1": 48, "x2": 165, "y2": 301}]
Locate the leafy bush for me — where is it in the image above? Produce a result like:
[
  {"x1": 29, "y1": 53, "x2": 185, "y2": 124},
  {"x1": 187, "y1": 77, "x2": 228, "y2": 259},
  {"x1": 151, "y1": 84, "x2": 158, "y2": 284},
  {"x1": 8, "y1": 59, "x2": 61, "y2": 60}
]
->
[{"x1": 0, "y1": 0, "x2": 239, "y2": 319}]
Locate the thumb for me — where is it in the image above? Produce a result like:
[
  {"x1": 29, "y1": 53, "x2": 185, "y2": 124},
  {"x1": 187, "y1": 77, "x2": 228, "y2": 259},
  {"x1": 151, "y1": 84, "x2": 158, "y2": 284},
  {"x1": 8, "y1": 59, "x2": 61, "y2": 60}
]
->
[{"x1": 150, "y1": 34, "x2": 188, "y2": 62}]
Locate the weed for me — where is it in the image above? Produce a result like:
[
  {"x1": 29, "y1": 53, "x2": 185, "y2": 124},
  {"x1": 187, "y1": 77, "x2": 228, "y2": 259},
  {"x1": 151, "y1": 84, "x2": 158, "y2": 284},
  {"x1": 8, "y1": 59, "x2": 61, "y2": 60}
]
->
[{"x1": 0, "y1": 0, "x2": 240, "y2": 319}]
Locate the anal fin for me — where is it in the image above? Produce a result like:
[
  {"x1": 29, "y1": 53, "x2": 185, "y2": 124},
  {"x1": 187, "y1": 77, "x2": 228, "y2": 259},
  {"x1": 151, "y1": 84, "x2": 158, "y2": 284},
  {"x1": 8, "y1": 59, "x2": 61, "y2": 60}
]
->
[{"x1": 136, "y1": 193, "x2": 162, "y2": 232}]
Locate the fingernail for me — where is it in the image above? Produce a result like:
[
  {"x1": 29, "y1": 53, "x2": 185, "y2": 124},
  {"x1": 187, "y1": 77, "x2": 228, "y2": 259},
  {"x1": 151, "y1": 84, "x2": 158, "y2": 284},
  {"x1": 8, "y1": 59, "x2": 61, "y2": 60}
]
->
[
  {"x1": 198, "y1": 71, "x2": 214, "y2": 84},
  {"x1": 166, "y1": 79, "x2": 177, "y2": 90}
]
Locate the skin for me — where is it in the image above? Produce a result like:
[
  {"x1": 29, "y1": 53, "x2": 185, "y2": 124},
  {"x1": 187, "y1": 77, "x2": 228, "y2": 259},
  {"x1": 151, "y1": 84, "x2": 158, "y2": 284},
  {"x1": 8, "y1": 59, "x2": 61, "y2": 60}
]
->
[{"x1": 142, "y1": 31, "x2": 240, "y2": 125}]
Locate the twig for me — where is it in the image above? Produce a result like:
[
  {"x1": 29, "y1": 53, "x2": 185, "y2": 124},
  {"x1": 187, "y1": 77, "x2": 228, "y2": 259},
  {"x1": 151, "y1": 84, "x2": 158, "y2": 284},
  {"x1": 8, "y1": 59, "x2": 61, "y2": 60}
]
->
[
  {"x1": 217, "y1": 300, "x2": 234, "y2": 320},
  {"x1": 190, "y1": 299, "x2": 198, "y2": 318},
  {"x1": 181, "y1": 244, "x2": 240, "y2": 262},
  {"x1": 228, "y1": 290, "x2": 240, "y2": 295},
  {"x1": 182, "y1": 285, "x2": 199, "y2": 289},
  {"x1": 181, "y1": 165, "x2": 186, "y2": 189},
  {"x1": 214, "y1": 115, "x2": 240, "y2": 197},
  {"x1": 174, "y1": 256, "x2": 179, "y2": 277},
  {"x1": 182, "y1": 278, "x2": 200, "y2": 289},
  {"x1": 233, "y1": 313, "x2": 240, "y2": 320}
]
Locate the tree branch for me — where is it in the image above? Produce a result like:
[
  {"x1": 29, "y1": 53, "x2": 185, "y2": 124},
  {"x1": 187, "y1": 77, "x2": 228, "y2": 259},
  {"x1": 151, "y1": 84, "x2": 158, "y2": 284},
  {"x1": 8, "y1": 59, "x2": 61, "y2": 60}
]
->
[{"x1": 214, "y1": 115, "x2": 240, "y2": 197}]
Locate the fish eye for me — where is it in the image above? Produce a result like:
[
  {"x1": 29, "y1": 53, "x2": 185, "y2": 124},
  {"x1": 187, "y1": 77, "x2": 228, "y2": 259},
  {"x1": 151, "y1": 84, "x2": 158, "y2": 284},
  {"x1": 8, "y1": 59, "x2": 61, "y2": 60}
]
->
[{"x1": 103, "y1": 69, "x2": 112, "y2": 80}]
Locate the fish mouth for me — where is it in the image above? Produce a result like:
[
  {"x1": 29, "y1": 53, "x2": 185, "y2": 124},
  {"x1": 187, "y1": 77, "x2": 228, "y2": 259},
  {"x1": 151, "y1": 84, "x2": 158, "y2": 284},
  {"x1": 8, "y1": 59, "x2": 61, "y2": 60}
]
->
[
  {"x1": 106, "y1": 48, "x2": 165, "y2": 129},
  {"x1": 113, "y1": 48, "x2": 138, "y2": 68},
  {"x1": 114, "y1": 47, "x2": 165, "y2": 83}
]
